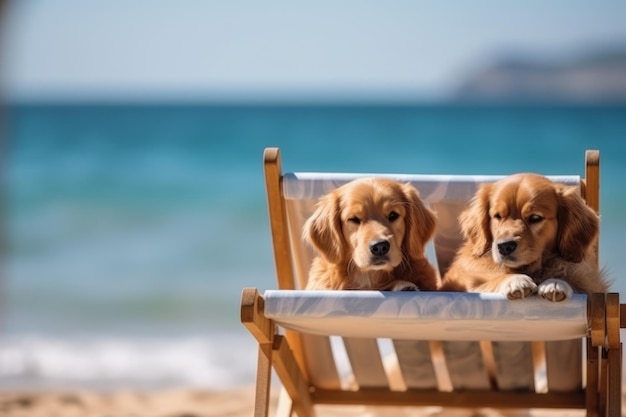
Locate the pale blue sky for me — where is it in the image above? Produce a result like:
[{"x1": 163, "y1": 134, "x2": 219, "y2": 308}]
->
[{"x1": 2, "y1": 0, "x2": 626, "y2": 102}]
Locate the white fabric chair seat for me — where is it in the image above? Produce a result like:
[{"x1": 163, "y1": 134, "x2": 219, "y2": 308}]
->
[{"x1": 263, "y1": 290, "x2": 589, "y2": 342}]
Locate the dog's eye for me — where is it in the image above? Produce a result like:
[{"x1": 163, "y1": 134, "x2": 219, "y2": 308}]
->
[
  {"x1": 528, "y1": 214, "x2": 543, "y2": 223},
  {"x1": 348, "y1": 217, "x2": 361, "y2": 225},
  {"x1": 388, "y1": 211, "x2": 399, "y2": 222},
  {"x1": 493, "y1": 213, "x2": 502, "y2": 220}
]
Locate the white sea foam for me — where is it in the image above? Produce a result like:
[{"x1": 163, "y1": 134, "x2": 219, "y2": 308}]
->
[{"x1": 0, "y1": 332, "x2": 259, "y2": 390}]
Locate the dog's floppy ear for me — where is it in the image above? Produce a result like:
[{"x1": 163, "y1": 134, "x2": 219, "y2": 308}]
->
[
  {"x1": 303, "y1": 191, "x2": 345, "y2": 264},
  {"x1": 556, "y1": 185, "x2": 599, "y2": 263},
  {"x1": 402, "y1": 183, "x2": 436, "y2": 258},
  {"x1": 459, "y1": 183, "x2": 493, "y2": 257}
]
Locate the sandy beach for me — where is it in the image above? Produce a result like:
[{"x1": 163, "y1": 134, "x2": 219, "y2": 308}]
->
[
  {"x1": 0, "y1": 387, "x2": 266, "y2": 417},
  {"x1": 0, "y1": 386, "x2": 607, "y2": 417}
]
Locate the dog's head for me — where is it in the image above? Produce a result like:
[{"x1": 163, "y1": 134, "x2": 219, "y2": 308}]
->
[
  {"x1": 460, "y1": 173, "x2": 598, "y2": 268},
  {"x1": 303, "y1": 178, "x2": 436, "y2": 272}
]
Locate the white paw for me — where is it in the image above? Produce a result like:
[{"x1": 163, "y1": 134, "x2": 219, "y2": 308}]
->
[
  {"x1": 499, "y1": 274, "x2": 537, "y2": 300},
  {"x1": 389, "y1": 281, "x2": 419, "y2": 291},
  {"x1": 538, "y1": 278, "x2": 573, "y2": 302}
]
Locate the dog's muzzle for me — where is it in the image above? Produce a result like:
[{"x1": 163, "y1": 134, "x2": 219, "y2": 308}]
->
[
  {"x1": 369, "y1": 239, "x2": 390, "y2": 256},
  {"x1": 497, "y1": 240, "x2": 517, "y2": 256}
]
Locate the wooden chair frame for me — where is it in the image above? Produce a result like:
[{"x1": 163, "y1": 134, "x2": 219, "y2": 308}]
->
[{"x1": 241, "y1": 147, "x2": 623, "y2": 417}]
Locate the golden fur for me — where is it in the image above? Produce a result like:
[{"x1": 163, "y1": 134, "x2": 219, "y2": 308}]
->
[
  {"x1": 441, "y1": 173, "x2": 607, "y2": 301},
  {"x1": 304, "y1": 178, "x2": 439, "y2": 291}
]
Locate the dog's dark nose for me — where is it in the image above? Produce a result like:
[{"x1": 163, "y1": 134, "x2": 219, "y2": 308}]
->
[
  {"x1": 370, "y1": 239, "x2": 390, "y2": 256},
  {"x1": 497, "y1": 240, "x2": 517, "y2": 256}
]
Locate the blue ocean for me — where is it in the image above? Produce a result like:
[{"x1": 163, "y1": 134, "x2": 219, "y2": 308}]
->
[{"x1": 2, "y1": 103, "x2": 626, "y2": 390}]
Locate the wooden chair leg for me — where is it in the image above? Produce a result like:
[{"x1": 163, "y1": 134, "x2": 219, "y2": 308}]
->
[
  {"x1": 242, "y1": 288, "x2": 278, "y2": 417},
  {"x1": 599, "y1": 348, "x2": 608, "y2": 417},
  {"x1": 605, "y1": 293, "x2": 621, "y2": 417},
  {"x1": 272, "y1": 335, "x2": 316, "y2": 417},
  {"x1": 255, "y1": 343, "x2": 274, "y2": 417},
  {"x1": 586, "y1": 341, "x2": 599, "y2": 417},
  {"x1": 607, "y1": 344, "x2": 621, "y2": 417}
]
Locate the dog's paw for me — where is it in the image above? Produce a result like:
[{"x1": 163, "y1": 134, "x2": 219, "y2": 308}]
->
[
  {"x1": 538, "y1": 278, "x2": 573, "y2": 302},
  {"x1": 499, "y1": 274, "x2": 537, "y2": 300},
  {"x1": 389, "y1": 281, "x2": 419, "y2": 291}
]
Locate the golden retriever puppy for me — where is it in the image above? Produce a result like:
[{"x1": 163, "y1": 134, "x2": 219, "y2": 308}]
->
[
  {"x1": 303, "y1": 177, "x2": 439, "y2": 291},
  {"x1": 441, "y1": 173, "x2": 607, "y2": 301}
]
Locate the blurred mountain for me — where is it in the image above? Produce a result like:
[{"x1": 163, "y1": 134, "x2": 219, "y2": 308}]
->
[{"x1": 454, "y1": 45, "x2": 626, "y2": 103}]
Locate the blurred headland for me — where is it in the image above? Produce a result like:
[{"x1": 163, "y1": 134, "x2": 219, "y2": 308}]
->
[{"x1": 454, "y1": 44, "x2": 626, "y2": 104}]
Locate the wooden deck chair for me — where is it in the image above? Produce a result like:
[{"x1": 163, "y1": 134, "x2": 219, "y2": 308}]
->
[{"x1": 241, "y1": 147, "x2": 623, "y2": 417}]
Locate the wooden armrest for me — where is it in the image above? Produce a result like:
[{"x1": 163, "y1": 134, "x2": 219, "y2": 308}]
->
[{"x1": 241, "y1": 287, "x2": 275, "y2": 344}]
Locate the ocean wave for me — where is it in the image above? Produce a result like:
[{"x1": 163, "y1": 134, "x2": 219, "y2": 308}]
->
[{"x1": 0, "y1": 332, "x2": 258, "y2": 390}]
